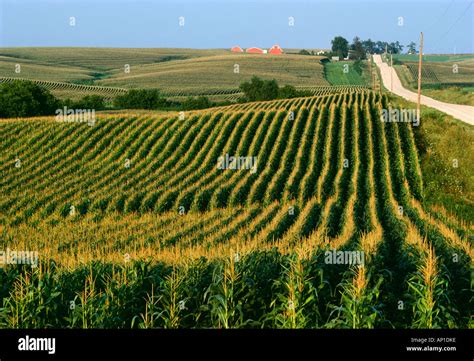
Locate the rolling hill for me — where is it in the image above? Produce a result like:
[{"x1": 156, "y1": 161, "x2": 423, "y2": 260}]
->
[{"x1": 0, "y1": 89, "x2": 471, "y2": 328}]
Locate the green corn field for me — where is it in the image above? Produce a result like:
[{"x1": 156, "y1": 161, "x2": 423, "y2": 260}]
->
[{"x1": 0, "y1": 89, "x2": 472, "y2": 329}]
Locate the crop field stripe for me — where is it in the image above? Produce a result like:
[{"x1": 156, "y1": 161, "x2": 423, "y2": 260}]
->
[
  {"x1": 124, "y1": 114, "x2": 204, "y2": 191},
  {"x1": 248, "y1": 108, "x2": 298, "y2": 204},
  {"x1": 180, "y1": 111, "x2": 256, "y2": 212},
  {"x1": 137, "y1": 112, "x2": 222, "y2": 196},
  {"x1": 159, "y1": 207, "x2": 246, "y2": 248},
  {"x1": 120, "y1": 114, "x2": 209, "y2": 207},
  {"x1": 24, "y1": 116, "x2": 144, "y2": 215},
  {"x1": 265, "y1": 107, "x2": 310, "y2": 203},
  {"x1": 205, "y1": 205, "x2": 263, "y2": 246},
  {"x1": 369, "y1": 97, "x2": 421, "y2": 325},
  {"x1": 318, "y1": 100, "x2": 348, "y2": 239},
  {"x1": 299, "y1": 104, "x2": 330, "y2": 202},
  {"x1": 172, "y1": 111, "x2": 247, "y2": 211},
  {"x1": 99, "y1": 113, "x2": 209, "y2": 212},
  {"x1": 255, "y1": 203, "x2": 298, "y2": 244},
  {"x1": 212, "y1": 111, "x2": 276, "y2": 209},
  {"x1": 87, "y1": 115, "x2": 173, "y2": 195},
  {"x1": 3, "y1": 117, "x2": 128, "y2": 217},
  {"x1": 49, "y1": 116, "x2": 147, "y2": 195},
  {"x1": 396, "y1": 119, "x2": 423, "y2": 200},
  {"x1": 63, "y1": 115, "x2": 167, "y2": 213},
  {"x1": 229, "y1": 110, "x2": 287, "y2": 206},
  {"x1": 283, "y1": 105, "x2": 319, "y2": 202},
  {"x1": 192, "y1": 111, "x2": 263, "y2": 211},
  {"x1": 0, "y1": 121, "x2": 50, "y2": 157},
  {"x1": 150, "y1": 112, "x2": 230, "y2": 210},
  {"x1": 0, "y1": 119, "x2": 90, "y2": 185},
  {"x1": 156, "y1": 111, "x2": 242, "y2": 212},
  {"x1": 327, "y1": 99, "x2": 359, "y2": 241},
  {"x1": 0, "y1": 123, "x2": 79, "y2": 184},
  {"x1": 316, "y1": 102, "x2": 340, "y2": 201}
]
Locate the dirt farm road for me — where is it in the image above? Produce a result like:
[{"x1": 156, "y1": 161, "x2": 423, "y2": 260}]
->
[{"x1": 373, "y1": 54, "x2": 474, "y2": 125}]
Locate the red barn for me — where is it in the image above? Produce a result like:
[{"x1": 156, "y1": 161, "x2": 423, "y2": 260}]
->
[
  {"x1": 231, "y1": 46, "x2": 243, "y2": 53},
  {"x1": 269, "y1": 45, "x2": 283, "y2": 55},
  {"x1": 246, "y1": 47, "x2": 265, "y2": 54}
]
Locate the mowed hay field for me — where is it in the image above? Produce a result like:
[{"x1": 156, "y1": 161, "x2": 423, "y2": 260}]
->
[
  {"x1": 0, "y1": 48, "x2": 329, "y2": 96},
  {"x1": 0, "y1": 89, "x2": 472, "y2": 329}
]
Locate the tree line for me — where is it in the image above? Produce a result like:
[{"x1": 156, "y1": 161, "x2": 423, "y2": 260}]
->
[
  {"x1": 330, "y1": 36, "x2": 417, "y2": 59},
  {"x1": 0, "y1": 77, "x2": 309, "y2": 118}
]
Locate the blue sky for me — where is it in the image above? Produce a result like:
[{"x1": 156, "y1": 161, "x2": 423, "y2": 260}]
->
[{"x1": 1, "y1": 0, "x2": 472, "y2": 53}]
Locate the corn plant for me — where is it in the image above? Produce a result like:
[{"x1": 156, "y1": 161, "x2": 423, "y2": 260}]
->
[
  {"x1": 131, "y1": 285, "x2": 160, "y2": 329},
  {"x1": 407, "y1": 246, "x2": 455, "y2": 328},
  {"x1": 205, "y1": 256, "x2": 244, "y2": 328},
  {"x1": 265, "y1": 253, "x2": 322, "y2": 329},
  {"x1": 326, "y1": 266, "x2": 383, "y2": 329}
]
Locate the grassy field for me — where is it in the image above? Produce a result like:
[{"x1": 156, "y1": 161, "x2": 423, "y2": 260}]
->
[
  {"x1": 324, "y1": 61, "x2": 370, "y2": 86},
  {"x1": 420, "y1": 87, "x2": 474, "y2": 106},
  {"x1": 386, "y1": 93, "x2": 474, "y2": 221},
  {"x1": 0, "y1": 89, "x2": 471, "y2": 328},
  {"x1": 393, "y1": 54, "x2": 474, "y2": 62}
]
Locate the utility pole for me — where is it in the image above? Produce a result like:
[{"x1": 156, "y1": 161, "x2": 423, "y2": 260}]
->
[
  {"x1": 390, "y1": 52, "x2": 393, "y2": 92},
  {"x1": 417, "y1": 32, "x2": 423, "y2": 124}
]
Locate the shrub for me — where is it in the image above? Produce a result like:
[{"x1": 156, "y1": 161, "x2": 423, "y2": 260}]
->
[
  {"x1": 240, "y1": 76, "x2": 279, "y2": 102},
  {"x1": 0, "y1": 80, "x2": 58, "y2": 118},
  {"x1": 114, "y1": 89, "x2": 169, "y2": 109},
  {"x1": 181, "y1": 96, "x2": 212, "y2": 110}
]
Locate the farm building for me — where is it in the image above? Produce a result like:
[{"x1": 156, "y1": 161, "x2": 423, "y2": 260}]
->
[
  {"x1": 246, "y1": 47, "x2": 265, "y2": 54},
  {"x1": 231, "y1": 46, "x2": 243, "y2": 53},
  {"x1": 268, "y1": 45, "x2": 283, "y2": 55}
]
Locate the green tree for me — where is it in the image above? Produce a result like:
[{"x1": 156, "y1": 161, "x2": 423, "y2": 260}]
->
[
  {"x1": 182, "y1": 96, "x2": 212, "y2": 110},
  {"x1": 331, "y1": 36, "x2": 349, "y2": 58},
  {"x1": 114, "y1": 89, "x2": 169, "y2": 109},
  {"x1": 73, "y1": 95, "x2": 106, "y2": 110},
  {"x1": 0, "y1": 80, "x2": 58, "y2": 118},
  {"x1": 407, "y1": 42, "x2": 417, "y2": 54},
  {"x1": 239, "y1": 76, "x2": 279, "y2": 102},
  {"x1": 351, "y1": 36, "x2": 366, "y2": 60},
  {"x1": 362, "y1": 39, "x2": 376, "y2": 54},
  {"x1": 278, "y1": 85, "x2": 298, "y2": 99}
]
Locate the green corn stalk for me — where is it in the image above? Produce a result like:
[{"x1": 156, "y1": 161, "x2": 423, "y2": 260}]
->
[
  {"x1": 205, "y1": 256, "x2": 244, "y2": 329},
  {"x1": 327, "y1": 265, "x2": 383, "y2": 329},
  {"x1": 131, "y1": 285, "x2": 160, "y2": 329},
  {"x1": 158, "y1": 266, "x2": 186, "y2": 329},
  {"x1": 407, "y1": 247, "x2": 454, "y2": 328},
  {"x1": 266, "y1": 253, "x2": 321, "y2": 329}
]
